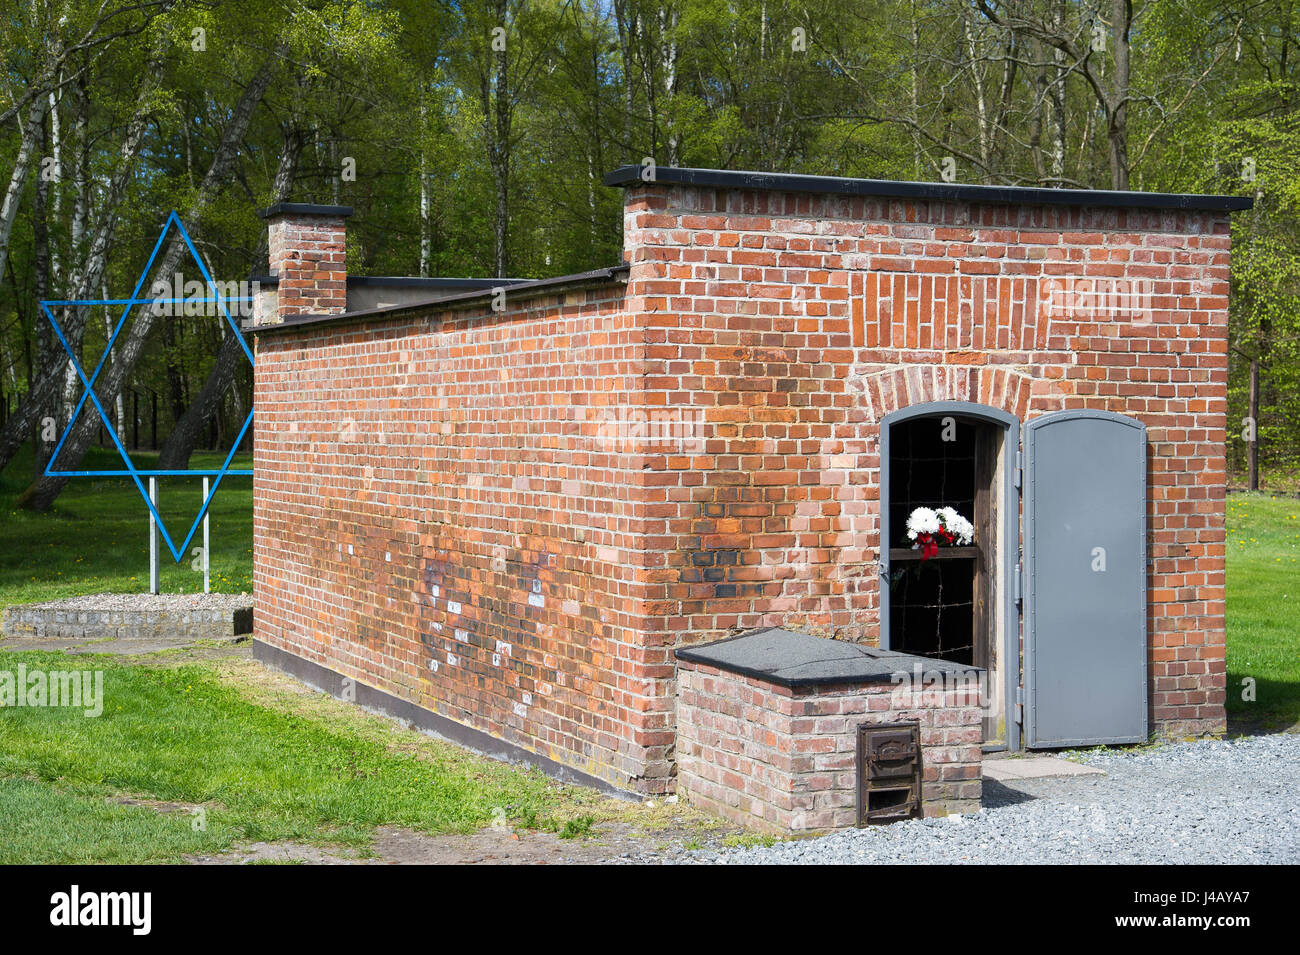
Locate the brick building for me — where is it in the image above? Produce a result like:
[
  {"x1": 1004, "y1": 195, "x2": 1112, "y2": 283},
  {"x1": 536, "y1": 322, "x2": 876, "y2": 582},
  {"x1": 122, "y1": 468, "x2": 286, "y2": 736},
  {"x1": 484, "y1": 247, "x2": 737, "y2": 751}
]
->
[{"x1": 247, "y1": 169, "x2": 1248, "y2": 809}]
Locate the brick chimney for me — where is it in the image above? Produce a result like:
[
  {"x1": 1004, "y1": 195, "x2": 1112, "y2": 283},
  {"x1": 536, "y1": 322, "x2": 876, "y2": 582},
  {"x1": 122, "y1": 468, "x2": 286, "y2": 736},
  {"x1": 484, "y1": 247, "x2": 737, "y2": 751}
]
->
[{"x1": 257, "y1": 203, "x2": 352, "y2": 324}]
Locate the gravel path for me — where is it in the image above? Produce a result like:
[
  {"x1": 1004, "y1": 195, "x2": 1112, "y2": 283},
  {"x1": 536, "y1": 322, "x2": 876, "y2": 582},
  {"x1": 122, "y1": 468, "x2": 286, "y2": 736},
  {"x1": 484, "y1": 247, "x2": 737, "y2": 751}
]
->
[
  {"x1": 11, "y1": 592, "x2": 251, "y2": 611},
  {"x1": 690, "y1": 734, "x2": 1300, "y2": 865}
]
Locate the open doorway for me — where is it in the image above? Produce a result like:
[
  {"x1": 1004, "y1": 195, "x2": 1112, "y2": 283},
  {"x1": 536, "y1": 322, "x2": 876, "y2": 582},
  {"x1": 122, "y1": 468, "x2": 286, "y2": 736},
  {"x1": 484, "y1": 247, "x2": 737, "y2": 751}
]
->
[{"x1": 880, "y1": 402, "x2": 1020, "y2": 750}]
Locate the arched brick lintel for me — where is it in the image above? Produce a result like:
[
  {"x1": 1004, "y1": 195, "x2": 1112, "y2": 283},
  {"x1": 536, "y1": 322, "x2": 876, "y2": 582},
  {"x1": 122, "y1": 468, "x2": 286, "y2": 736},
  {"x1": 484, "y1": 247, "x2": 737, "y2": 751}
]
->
[{"x1": 857, "y1": 364, "x2": 1042, "y2": 424}]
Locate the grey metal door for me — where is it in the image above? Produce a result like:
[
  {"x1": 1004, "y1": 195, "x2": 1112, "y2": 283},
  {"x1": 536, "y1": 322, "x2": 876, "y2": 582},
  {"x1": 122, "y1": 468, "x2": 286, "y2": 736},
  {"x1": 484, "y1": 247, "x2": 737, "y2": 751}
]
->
[{"x1": 1023, "y1": 410, "x2": 1148, "y2": 747}]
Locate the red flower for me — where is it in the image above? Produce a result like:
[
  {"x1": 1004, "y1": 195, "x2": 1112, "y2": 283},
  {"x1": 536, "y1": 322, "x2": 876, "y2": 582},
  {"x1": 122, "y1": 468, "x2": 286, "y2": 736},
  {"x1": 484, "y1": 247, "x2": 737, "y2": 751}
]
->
[{"x1": 917, "y1": 532, "x2": 939, "y2": 561}]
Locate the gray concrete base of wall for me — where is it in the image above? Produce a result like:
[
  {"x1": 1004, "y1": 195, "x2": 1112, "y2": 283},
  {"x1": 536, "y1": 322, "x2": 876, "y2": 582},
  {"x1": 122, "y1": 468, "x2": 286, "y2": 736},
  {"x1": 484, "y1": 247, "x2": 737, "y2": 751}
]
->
[{"x1": 1, "y1": 593, "x2": 253, "y2": 644}]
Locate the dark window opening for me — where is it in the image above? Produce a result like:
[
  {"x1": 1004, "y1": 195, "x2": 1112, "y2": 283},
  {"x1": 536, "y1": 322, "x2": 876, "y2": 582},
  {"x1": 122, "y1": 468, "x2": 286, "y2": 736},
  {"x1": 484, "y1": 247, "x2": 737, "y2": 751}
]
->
[
  {"x1": 888, "y1": 417, "x2": 977, "y2": 537},
  {"x1": 888, "y1": 415, "x2": 998, "y2": 668},
  {"x1": 890, "y1": 558, "x2": 976, "y2": 663}
]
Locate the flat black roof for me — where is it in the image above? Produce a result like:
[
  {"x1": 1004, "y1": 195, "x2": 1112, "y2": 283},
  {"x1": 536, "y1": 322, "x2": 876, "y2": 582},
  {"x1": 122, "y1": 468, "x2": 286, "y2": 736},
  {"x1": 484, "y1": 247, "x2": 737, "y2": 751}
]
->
[
  {"x1": 251, "y1": 274, "x2": 530, "y2": 289},
  {"x1": 246, "y1": 265, "x2": 628, "y2": 336},
  {"x1": 258, "y1": 202, "x2": 353, "y2": 219},
  {"x1": 604, "y1": 165, "x2": 1253, "y2": 213},
  {"x1": 675, "y1": 627, "x2": 982, "y2": 689}
]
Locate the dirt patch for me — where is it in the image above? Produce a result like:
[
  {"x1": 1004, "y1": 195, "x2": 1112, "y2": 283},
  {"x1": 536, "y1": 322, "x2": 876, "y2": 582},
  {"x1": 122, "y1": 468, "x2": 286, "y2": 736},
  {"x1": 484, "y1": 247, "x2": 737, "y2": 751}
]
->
[
  {"x1": 108, "y1": 795, "x2": 208, "y2": 814},
  {"x1": 0, "y1": 632, "x2": 254, "y2": 661},
  {"x1": 188, "y1": 817, "x2": 741, "y2": 865}
]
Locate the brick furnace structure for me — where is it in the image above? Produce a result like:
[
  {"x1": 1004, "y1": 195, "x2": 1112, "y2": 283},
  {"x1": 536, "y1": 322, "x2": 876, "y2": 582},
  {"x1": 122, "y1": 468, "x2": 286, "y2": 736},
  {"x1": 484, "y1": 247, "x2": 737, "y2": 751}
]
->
[{"x1": 247, "y1": 169, "x2": 1247, "y2": 808}]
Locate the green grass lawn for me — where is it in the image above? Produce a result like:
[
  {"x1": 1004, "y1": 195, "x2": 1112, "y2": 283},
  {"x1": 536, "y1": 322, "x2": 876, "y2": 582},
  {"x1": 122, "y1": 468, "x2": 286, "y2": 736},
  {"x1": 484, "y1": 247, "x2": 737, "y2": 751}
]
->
[
  {"x1": 0, "y1": 650, "x2": 614, "y2": 863},
  {"x1": 1225, "y1": 492, "x2": 1300, "y2": 730},
  {"x1": 0, "y1": 775, "x2": 224, "y2": 864},
  {"x1": 0, "y1": 444, "x2": 253, "y2": 607}
]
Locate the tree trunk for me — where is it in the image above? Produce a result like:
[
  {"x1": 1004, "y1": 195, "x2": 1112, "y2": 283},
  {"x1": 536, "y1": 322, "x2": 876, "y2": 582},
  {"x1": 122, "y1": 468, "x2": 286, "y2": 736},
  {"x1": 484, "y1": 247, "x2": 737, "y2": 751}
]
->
[
  {"x1": 1029, "y1": 37, "x2": 1048, "y2": 182},
  {"x1": 104, "y1": 281, "x2": 124, "y2": 442},
  {"x1": 16, "y1": 49, "x2": 281, "y2": 511},
  {"x1": 32, "y1": 117, "x2": 53, "y2": 480},
  {"x1": 1248, "y1": 356, "x2": 1259, "y2": 491},
  {"x1": 489, "y1": 0, "x2": 510, "y2": 278},
  {"x1": 0, "y1": 44, "x2": 167, "y2": 473},
  {"x1": 909, "y1": 0, "x2": 922, "y2": 178},
  {"x1": 156, "y1": 123, "x2": 299, "y2": 471},
  {"x1": 1108, "y1": 0, "x2": 1132, "y2": 190},
  {"x1": 659, "y1": 4, "x2": 679, "y2": 165},
  {"x1": 156, "y1": 331, "x2": 245, "y2": 470},
  {"x1": 963, "y1": 10, "x2": 991, "y2": 175},
  {"x1": 0, "y1": 94, "x2": 47, "y2": 294},
  {"x1": 614, "y1": 0, "x2": 638, "y2": 163},
  {"x1": 419, "y1": 94, "x2": 431, "y2": 277},
  {"x1": 1049, "y1": 0, "x2": 1066, "y2": 184}
]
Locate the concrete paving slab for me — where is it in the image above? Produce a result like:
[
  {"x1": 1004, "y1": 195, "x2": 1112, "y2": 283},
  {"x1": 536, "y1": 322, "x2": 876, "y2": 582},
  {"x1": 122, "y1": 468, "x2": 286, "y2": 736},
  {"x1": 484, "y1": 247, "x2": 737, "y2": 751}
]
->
[{"x1": 982, "y1": 755, "x2": 1106, "y2": 781}]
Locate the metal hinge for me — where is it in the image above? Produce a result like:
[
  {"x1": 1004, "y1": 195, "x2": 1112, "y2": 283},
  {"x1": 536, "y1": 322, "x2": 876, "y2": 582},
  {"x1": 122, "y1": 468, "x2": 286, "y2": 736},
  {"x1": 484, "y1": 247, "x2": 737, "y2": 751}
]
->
[
  {"x1": 1015, "y1": 687, "x2": 1025, "y2": 725},
  {"x1": 1014, "y1": 561, "x2": 1023, "y2": 606},
  {"x1": 1014, "y1": 449, "x2": 1023, "y2": 490}
]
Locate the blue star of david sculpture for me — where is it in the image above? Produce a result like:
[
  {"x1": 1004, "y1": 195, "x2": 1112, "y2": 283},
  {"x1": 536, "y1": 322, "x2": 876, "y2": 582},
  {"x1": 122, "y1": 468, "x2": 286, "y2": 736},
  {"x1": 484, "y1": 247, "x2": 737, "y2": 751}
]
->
[{"x1": 41, "y1": 212, "x2": 254, "y2": 562}]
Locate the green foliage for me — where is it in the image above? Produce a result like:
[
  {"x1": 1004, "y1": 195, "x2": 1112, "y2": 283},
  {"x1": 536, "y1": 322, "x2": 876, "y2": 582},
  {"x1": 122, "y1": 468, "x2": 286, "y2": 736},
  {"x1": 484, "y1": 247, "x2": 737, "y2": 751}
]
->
[{"x1": 1, "y1": 0, "x2": 1298, "y2": 478}]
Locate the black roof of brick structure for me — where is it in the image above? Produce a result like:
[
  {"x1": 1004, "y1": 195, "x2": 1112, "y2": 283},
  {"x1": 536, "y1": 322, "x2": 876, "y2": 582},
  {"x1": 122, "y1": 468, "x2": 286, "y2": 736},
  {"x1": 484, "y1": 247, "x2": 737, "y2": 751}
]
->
[
  {"x1": 604, "y1": 165, "x2": 1254, "y2": 212},
  {"x1": 245, "y1": 265, "x2": 629, "y2": 335},
  {"x1": 258, "y1": 202, "x2": 354, "y2": 219},
  {"x1": 675, "y1": 627, "x2": 983, "y2": 689}
]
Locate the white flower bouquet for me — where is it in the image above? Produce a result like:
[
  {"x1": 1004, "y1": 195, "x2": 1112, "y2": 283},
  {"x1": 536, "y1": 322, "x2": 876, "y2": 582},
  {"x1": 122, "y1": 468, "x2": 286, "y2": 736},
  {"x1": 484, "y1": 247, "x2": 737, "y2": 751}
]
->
[{"x1": 905, "y1": 506, "x2": 974, "y2": 560}]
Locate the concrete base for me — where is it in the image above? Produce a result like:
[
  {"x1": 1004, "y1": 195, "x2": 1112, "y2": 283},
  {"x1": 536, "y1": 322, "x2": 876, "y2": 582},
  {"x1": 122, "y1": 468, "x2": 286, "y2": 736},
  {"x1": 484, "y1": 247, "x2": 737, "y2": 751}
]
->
[
  {"x1": 982, "y1": 755, "x2": 1106, "y2": 781},
  {"x1": 1, "y1": 593, "x2": 252, "y2": 645}
]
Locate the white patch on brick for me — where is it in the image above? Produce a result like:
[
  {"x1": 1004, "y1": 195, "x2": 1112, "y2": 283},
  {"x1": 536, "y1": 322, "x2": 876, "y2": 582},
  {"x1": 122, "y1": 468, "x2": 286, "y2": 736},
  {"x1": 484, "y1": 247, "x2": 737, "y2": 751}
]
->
[
  {"x1": 446, "y1": 652, "x2": 458, "y2": 666},
  {"x1": 447, "y1": 601, "x2": 461, "y2": 615},
  {"x1": 495, "y1": 640, "x2": 512, "y2": 656},
  {"x1": 528, "y1": 592, "x2": 544, "y2": 608},
  {"x1": 428, "y1": 659, "x2": 439, "y2": 672},
  {"x1": 512, "y1": 702, "x2": 527, "y2": 718},
  {"x1": 454, "y1": 628, "x2": 467, "y2": 642}
]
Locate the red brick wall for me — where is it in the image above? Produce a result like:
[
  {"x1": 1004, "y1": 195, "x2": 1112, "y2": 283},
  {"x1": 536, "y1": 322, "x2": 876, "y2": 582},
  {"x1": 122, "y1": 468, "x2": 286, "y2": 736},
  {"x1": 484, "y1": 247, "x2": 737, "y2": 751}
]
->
[
  {"x1": 624, "y1": 183, "x2": 1229, "y2": 741},
  {"x1": 252, "y1": 281, "x2": 675, "y2": 793},
  {"x1": 676, "y1": 660, "x2": 983, "y2": 831},
  {"x1": 265, "y1": 211, "x2": 349, "y2": 318},
  {"x1": 253, "y1": 179, "x2": 1230, "y2": 799}
]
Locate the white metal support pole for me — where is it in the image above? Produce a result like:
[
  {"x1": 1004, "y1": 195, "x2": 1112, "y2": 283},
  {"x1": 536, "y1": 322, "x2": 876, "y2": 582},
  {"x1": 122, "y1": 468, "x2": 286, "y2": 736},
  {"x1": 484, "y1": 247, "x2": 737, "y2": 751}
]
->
[
  {"x1": 202, "y1": 476, "x2": 210, "y2": 594},
  {"x1": 148, "y1": 477, "x2": 160, "y2": 594}
]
